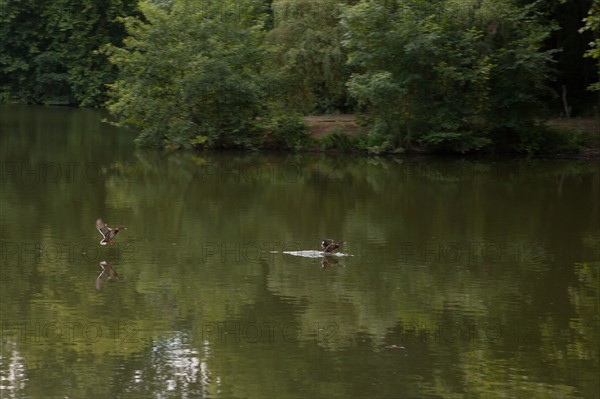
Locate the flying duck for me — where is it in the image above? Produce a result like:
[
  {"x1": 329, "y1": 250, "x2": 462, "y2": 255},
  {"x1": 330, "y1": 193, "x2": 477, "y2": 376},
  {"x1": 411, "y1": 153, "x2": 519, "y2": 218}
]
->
[{"x1": 96, "y1": 218, "x2": 126, "y2": 246}]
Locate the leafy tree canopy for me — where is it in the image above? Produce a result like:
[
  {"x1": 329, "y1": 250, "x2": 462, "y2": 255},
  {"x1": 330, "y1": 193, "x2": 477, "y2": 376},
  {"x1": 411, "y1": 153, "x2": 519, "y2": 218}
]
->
[
  {"x1": 0, "y1": 0, "x2": 138, "y2": 106},
  {"x1": 341, "y1": 0, "x2": 557, "y2": 153},
  {"x1": 265, "y1": 0, "x2": 352, "y2": 114},
  {"x1": 105, "y1": 0, "x2": 287, "y2": 149}
]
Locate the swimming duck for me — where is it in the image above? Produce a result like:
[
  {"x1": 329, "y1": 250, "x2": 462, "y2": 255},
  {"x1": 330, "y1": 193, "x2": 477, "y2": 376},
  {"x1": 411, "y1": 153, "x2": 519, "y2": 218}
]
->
[
  {"x1": 321, "y1": 239, "x2": 343, "y2": 253},
  {"x1": 96, "y1": 218, "x2": 126, "y2": 246}
]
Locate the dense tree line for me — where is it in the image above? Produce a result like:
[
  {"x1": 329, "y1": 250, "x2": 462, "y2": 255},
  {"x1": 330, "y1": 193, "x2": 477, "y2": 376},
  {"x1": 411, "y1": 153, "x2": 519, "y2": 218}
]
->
[
  {"x1": 0, "y1": 0, "x2": 139, "y2": 106},
  {"x1": 0, "y1": 0, "x2": 598, "y2": 152}
]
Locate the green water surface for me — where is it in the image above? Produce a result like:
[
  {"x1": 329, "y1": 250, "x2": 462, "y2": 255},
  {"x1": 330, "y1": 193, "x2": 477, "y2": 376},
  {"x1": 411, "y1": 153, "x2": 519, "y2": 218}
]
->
[{"x1": 0, "y1": 105, "x2": 598, "y2": 398}]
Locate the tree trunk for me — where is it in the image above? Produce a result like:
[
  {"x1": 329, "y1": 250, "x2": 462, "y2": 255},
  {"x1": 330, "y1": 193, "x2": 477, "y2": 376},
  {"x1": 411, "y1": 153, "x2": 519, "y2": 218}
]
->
[{"x1": 561, "y1": 84, "x2": 572, "y2": 118}]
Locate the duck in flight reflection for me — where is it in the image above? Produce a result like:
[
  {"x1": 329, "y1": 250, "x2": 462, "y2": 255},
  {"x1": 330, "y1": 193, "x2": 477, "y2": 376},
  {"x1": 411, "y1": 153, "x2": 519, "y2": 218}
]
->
[
  {"x1": 96, "y1": 261, "x2": 125, "y2": 290},
  {"x1": 96, "y1": 218, "x2": 126, "y2": 246},
  {"x1": 321, "y1": 239, "x2": 343, "y2": 253}
]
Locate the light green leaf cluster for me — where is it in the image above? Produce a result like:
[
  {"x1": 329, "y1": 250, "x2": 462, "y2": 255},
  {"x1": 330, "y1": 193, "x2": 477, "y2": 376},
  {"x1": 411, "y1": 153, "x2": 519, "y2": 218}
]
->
[
  {"x1": 105, "y1": 0, "x2": 273, "y2": 149},
  {"x1": 341, "y1": 0, "x2": 556, "y2": 153},
  {"x1": 581, "y1": 0, "x2": 600, "y2": 91}
]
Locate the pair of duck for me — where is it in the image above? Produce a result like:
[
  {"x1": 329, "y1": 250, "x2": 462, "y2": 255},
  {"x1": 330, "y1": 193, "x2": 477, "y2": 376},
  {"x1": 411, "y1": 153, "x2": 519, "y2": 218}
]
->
[{"x1": 97, "y1": 218, "x2": 343, "y2": 253}]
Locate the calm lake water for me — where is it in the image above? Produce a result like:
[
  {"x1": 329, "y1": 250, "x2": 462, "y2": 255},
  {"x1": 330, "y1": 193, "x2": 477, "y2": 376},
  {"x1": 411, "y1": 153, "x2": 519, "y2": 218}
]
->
[{"x1": 0, "y1": 105, "x2": 598, "y2": 398}]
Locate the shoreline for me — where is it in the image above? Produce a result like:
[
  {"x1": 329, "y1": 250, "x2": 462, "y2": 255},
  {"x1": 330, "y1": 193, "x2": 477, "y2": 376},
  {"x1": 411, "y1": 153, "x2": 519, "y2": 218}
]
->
[{"x1": 305, "y1": 115, "x2": 600, "y2": 159}]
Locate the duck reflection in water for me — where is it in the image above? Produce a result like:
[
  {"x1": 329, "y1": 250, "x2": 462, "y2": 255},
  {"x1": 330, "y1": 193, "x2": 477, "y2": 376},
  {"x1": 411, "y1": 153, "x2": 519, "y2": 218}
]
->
[
  {"x1": 96, "y1": 261, "x2": 125, "y2": 290},
  {"x1": 320, "y1": 256, "x2": 344, "y2": 270}
]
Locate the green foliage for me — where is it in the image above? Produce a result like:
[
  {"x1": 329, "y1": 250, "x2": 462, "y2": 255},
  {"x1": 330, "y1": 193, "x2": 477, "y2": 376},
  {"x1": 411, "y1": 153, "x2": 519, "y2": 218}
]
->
[
  {"x1": 0, "y1": 0, "x2": 137, "y2": 106},
  {"x1": 260, "y1": 114, "x2": 311, "y2": 149},
  {"x1": 420, "y1": 131, "x2": 492, "y2": 153},
  {"x1": 318, "y1": 129, "x2": 364, "y2": 152},
  {"x1": 317, "y1": 128, "x2": 413, "y2": 154},
  {"x1": 341, "y1": 0, "x2": 557, "y2": 153},
  {"x1": 581, "y1": 0, "x2": 600, "y2": 91},
  {"x1": 513, "y1": 125, "x2": 588, "y2": 154},
  {"x1": 266, "y1": 0, "x2": 352, "y2": 114},
  {"x1": 2, "y1": 0, "x2": 593, "y2": 155},
  {"x1": 105, "y1": 0, "x2": 270, "y2": 149}
]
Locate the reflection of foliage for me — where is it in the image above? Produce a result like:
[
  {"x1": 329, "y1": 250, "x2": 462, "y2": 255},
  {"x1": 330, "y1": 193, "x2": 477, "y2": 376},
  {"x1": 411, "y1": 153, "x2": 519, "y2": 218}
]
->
[
  {"x1": 568, "y1": 263, "x2": 599, "y2": 385},
  {"x1": 450, "y1": 351, "x2": 580, "y2": 399},
  {"x1": 1, "y1": 106, "x2": 599, "y2": 397}
]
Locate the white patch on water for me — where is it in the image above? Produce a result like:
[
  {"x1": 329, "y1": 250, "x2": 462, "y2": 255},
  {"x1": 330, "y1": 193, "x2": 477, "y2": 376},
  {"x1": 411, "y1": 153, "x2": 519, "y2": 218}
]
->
[{"x1": 269, "y1": 250, "x2": 352, "y2": 258}]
